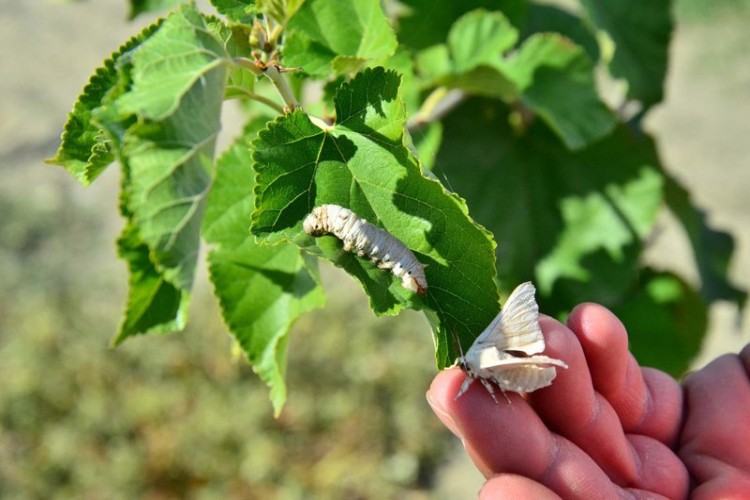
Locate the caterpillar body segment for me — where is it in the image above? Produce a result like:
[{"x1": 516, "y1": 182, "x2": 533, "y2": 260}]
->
[{"x1": 303, "y1": 204, "x2": 427, "y2": 295}]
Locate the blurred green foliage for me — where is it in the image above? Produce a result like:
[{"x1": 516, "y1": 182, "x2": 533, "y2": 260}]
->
[{"x1": 0, "y1": 180, "x2": 450, "y2": 497}]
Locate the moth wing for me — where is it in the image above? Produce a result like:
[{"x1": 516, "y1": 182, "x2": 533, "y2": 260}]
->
[
  {"x1": 478, "y1": 347, "x2": 567, "y2": 393},
  {"x1": 470, "y1": 282, "x2": 545, "y2": 355},
  {"x1": 492, "y1": 364, "x2": 560, "y2": 393},
  {"x1": 477, "y1": 347, "x2": 567, "y2": 370}
]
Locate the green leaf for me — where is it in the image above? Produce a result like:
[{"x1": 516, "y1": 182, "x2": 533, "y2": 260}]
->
[
  {"x1": 409, "y1": 122, "x2": 443, "y2": 172},
  {"x1": 256, "y1": 0, "x2": 304, "y2": 24},
  {"x1": 523, "y1": 3, "x2": 599, "y2": 61},
  {"x1": 504, "y1": 33, "x2": 616, "y2": 150},
  {"x1": 435, "y1": 98, "x2": 662, "y2": 306},
  {"x1": 396, "y1": 0, "x2": 527, "y2": 50},
  {"x1": 203, "y1": 122, "x2": 325, "y2": 415},
  {"x1": 113, "y1": 4, "x2": 231, "y2": 121},
  {"x1": 95, "y1": 4, "x2": 228, "y2": 342},
  {"x1": 46, "y1": 21, "x2": 162, "y2": 186},
  {"x1": 129, "y1": 0, "x2": 184, "y2": 19},
  {"x1": 581, "y1": 0, "x2": 673, "y2": 108},
  {"x1": 104, "y1": 3, "x2": 227, "y2": 292},
  {"x1": 415, "y1": 10, "x2": 517, "y2": 99},
  {"x1": 210, "y1": 0, "x2": 257, "y2": 24},
  {"x1": 664, "y1": 174, "x2": 747, "y2": 307},
  {"x1": 536, "y1": 164, "x2": 662, "y2": 294},
  {"x1": 380, "y1": 49, "x2": 421, "y2": 117},
  {"x1": 447, "y1": 9, "x2": 518, "y2": 74},
  {"x1": 612, "y1": 269, "x2": 707, "y2": 377},
  {"x1": 252, "y1": 68, "x2": 499, "y2": 367},
  {"x1": 283, "y1": 0, "x2": 398, "y2": 76},
  {"x1": 417, "y1": 10, "x2": 616, "y2": 149},
  {"x1": 114, "y1": 211, "x2": 189, "y2": 344},
  {"x1": 205, "y1": 21, "x2": 257, "y2": 99}
]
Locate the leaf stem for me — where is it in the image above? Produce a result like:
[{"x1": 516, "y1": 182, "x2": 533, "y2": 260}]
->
[
  {"x1": 225, "y1": 86, "x2": 286, "y2": 114},
  {"x1": 233, "y1": 57, "x2": 301, "y2": 113},
  {"x1": 263, "y1": 63, "x2": 301, "y2": 113},
  {"x1": 407, "y1": 87, "x2": 465, "y2": 132}
]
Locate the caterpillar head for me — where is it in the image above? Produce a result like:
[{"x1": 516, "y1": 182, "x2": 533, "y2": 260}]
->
[{"x1": 401, "y1": 271, "x2": 427, "y2": 296}]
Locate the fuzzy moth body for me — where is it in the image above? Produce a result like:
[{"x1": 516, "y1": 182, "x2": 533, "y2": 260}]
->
[
  {"x1": 303, "y1": 204, "x2": 427, "y2": 295},
  {"x1": 455, "y1": 282, "x2": 568, "y2": 402}
]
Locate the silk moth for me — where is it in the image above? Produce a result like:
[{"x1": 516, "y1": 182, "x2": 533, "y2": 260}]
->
[
  {"x1": 303, "y1": 204, "x2": 427, "y2": 295},
  {"x1": 455, "y1": 282, "x2": 568, "y2": 402}
]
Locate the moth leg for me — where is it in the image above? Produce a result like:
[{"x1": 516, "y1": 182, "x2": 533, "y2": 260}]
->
[
  {"x1": 499, "y1": 388, "x2": 511, "y2": 404},
  {"x1": 454, "y1": 376, "x2": 474, "y2": 401},
  {"x1": 479, "y1": 378, "x2": 500, "y2": 404}
]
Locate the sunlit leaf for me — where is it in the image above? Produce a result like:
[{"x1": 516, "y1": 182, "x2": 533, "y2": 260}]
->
[
  {"x1": 256, "y1": 0, "x2": 304, "y2": 24},
  {"x1": 114, "y1": 205, "x2": 188, "y2": 344},
  {"x1": 283, "y1": 0, "x2": 397, "y2": 76},
  {"x1": 436, "y1": 98, "x2": 661, "y2": 305},
  {"x1": 447, "y1": 9, "x2": 517, "y2": 74},
  {"x1": 523, "y1": 4, "x2": 599, "y2": 61},
  {"x1": 113, "y1": 5, "x2": 231, "y2": 120},
  {"x1": 500, "y1": 33, "x2": 616, "y2": 149},
  {"x1": 416, "y1": 10, "x2": 615, "y2": 149},
  {"x1": 252, "y1": 68, "x2": 499, "y2": 367},
  {"x1": 581, "y1": 0, "x2": 673, "y2": 108},
  {"x1": 210, "y1": 0, "x2": 257, "y2": 24},
  {"x1": 203, "y1": 122, "x2": 325, "y2": 415},
  {"x1": 96, "y1": 4, "x2": 229, "y2": 339},
  {"x1": 46, "y1": 21, "x2": 162, "y2": 185},
  {"x1": 396, "y1": 0, "x2": 527, "y2": 50}
]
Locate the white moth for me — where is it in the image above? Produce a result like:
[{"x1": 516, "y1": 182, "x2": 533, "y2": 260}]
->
[
  {"x1": 303, "y1": 204, "x2": 427, "y2": 295},
  {"x1": 455, "y1": 282, "x2": 568, "y2": 402}
]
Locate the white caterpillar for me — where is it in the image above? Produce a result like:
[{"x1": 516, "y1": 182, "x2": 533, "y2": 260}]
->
[
  {"x1": 303, "y1": 204, "x2": 427, "y2": 295},
  {"x1": 455, "y1": 282, "x2": 568, "y2": 402}
]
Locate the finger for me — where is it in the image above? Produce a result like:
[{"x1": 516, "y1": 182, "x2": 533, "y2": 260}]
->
[
  {"x1": 532, "y1": 314, "x2": 689, "y2": 498},
  {"x1": 566, "y1": 303, "x2": 683, "y2": 445},
  {"x1": 480, "y1": 474, "x2": 561, "y2": 500},
  {"x1": 626, "y1": 434, "x2": 689, "y2": 499},
  {"x1": 428, "y1": 368, "x2": 548, "y2": 475},
  {"x1": 427, "y1": 368, "x2": 624, "y2": 498},
  {"x1": 566, "y1": 303, "x2": 630, "y2": 397},
  {"x1": 680, "y1": 351, "x2": 750, "y2": 496},
  {"x1": 531, "y1": 315, "x2": 640, "y2": 486},
  {"x1": 639, "y1": 367, "x2": 683, "y2": 445}
]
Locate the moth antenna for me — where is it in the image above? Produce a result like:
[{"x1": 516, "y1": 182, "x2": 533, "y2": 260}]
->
[{"x1": 449, "y1": 328, "x2": 465, "y2": 363}]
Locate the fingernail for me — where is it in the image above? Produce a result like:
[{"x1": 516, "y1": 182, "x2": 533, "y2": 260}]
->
[{"x1": 426, "y1": 391, "x2": 462, "y2": 438}]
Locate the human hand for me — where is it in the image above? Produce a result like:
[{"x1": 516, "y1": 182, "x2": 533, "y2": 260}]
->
[{"x1": 427, "y1": 303, "x2": 750, "y2": 498}]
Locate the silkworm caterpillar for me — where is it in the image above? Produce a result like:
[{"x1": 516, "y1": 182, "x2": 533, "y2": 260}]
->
[{"x1": 303, "y1": 204, "x2": 427, "y2": 295}]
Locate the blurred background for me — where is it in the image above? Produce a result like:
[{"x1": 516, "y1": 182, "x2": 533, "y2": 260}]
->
[{"x1": 1, "y1": 0, "x2": 749, "y2": 497}]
